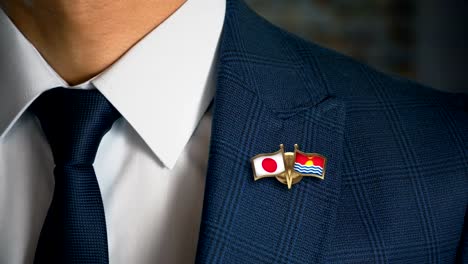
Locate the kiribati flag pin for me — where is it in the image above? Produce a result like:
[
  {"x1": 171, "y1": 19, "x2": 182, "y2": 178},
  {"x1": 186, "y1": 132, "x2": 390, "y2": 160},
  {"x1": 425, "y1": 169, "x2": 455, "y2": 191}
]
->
[{"x1": 251, "y1": 144, "x2": 327, "y2": 189}]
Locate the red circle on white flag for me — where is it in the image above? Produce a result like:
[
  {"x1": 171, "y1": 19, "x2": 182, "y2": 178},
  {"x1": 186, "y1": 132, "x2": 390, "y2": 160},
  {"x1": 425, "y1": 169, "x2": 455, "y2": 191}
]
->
[{"x1": 262, "y1": 158, "x2": 277, "y2": 173}]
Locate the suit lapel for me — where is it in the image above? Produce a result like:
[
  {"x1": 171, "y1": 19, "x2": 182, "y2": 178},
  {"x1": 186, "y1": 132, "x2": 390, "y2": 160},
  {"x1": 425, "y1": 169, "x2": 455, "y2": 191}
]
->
[{"x1": 196, "y1": 1, "x2": 347, "y2": 263}]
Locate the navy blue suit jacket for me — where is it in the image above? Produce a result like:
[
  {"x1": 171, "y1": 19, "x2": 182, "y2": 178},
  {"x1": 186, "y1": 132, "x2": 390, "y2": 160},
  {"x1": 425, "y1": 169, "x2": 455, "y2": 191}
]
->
[{"x1": 196, "y1": 1, "x2": 468, "y2": 263}]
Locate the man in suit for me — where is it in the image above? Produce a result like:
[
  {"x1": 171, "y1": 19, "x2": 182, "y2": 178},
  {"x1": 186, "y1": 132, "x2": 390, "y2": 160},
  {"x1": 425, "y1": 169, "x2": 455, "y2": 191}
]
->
[{"x1": 0, "y1": 0, "x2": 466, "y2": 263}]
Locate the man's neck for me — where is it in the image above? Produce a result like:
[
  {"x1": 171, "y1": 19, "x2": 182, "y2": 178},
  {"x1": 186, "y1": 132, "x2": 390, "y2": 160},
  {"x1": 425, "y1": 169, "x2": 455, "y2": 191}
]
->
[{"x1": 1, "y1": 0, "x2": 186, "y2": 85}]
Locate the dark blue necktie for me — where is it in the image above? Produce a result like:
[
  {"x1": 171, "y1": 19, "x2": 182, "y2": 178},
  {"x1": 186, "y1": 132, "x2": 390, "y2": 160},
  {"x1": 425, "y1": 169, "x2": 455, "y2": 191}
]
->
[{"x1": 31, "y1": 88, "x2": 121, "y2": 264}]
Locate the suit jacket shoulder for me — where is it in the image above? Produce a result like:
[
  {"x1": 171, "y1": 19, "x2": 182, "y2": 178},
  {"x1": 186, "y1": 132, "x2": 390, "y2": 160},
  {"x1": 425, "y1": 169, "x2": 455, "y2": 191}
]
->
[
  {"x1": 260, "y1": 6, "x2": 468, "y2": 263},
  {"x1": 196, "y1": 1, "x2": 467, "y2": 262},
  {"x1": 265, "y1": 8, "x2": 468, "y2": 262}
]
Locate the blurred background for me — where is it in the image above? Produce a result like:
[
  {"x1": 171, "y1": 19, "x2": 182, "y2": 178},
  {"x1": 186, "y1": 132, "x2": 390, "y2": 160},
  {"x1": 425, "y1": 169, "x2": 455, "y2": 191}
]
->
[{"x1": 245, "y1": 0, "x2": 467, "y2": 93}]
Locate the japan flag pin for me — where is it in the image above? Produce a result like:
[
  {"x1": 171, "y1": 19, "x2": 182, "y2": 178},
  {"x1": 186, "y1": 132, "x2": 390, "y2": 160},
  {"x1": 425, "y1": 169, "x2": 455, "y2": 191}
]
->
[{"x1": 251, "y1": 144, "x2": 327, "y2": 189}]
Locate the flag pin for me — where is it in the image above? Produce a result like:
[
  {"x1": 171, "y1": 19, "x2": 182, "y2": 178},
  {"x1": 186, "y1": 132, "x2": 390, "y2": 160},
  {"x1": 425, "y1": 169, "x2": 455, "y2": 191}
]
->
[{"x1": 250, "y1": 144, "x2": 327, "y2": 189}]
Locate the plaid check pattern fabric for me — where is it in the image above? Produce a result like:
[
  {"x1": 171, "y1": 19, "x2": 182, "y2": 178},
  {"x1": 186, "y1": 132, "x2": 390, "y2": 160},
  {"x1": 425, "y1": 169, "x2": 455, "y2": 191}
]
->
[
  {"x1": 195, "y1": 0, "x2": 467, "y2": 263},
  {"x1": 31, "y1": 88, "x2": 120, "y2": 264}
]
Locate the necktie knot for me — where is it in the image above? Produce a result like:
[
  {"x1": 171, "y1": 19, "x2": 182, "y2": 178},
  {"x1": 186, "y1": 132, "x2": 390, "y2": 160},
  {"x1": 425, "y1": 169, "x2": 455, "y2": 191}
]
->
[
  {"x1": 31, "y1": 88, "x2": 121, "y2": 165},
  {"x1": 31, "y1": 87, "x2": 117, "y2": 263}
]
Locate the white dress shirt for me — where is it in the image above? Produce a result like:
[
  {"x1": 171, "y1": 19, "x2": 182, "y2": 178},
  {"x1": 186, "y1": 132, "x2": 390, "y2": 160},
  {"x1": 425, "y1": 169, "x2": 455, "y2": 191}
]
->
[{"x1": 0, "y1": 0, "x2": 225, "y2": 263}]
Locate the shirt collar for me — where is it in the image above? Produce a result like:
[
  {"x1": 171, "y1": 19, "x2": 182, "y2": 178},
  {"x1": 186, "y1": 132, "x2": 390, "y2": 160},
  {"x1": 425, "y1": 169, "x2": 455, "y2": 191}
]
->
[{"x1": 0, "y1": 0, "x2": 226, "y2": 169}]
